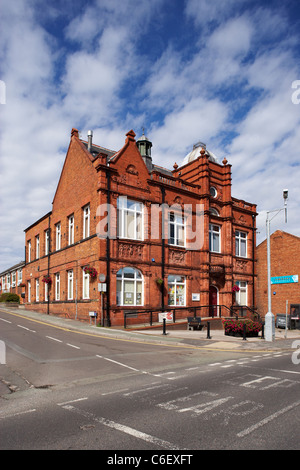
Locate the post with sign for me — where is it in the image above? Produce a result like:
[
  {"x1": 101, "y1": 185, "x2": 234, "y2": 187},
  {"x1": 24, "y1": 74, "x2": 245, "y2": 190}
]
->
[{"x1": 98, "y1": 274, "x2": 106, "y2": 326}]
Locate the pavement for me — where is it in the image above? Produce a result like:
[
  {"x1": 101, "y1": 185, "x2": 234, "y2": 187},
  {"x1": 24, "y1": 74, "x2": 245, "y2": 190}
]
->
[{"x1": 0, "y1": 305, "x2": 300, "y2": 397}]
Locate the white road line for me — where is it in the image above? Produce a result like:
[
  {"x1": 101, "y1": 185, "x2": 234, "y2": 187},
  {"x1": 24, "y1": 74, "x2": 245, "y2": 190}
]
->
[
  {"x1": 237, "y1": 400, "x2": 300, "y2": 437},
  {"x1": 57, "y1": 398, "x2": 88, "y2": 406},
  {"x1": 96, "y1": 355, "x2": 140, "y2": 372},
  {"x1": 209, "y1": 363, "x2": 222, "y2": 366},
  {"x1": 67, "y1": 343, "x2": 80, "y2": 349},
  {"x1": 46, "y1": 336, "x2": 63, "y2": 343},
  {"x1": 17, "y1": 324, "x2": 36, "y2": 333},
  {"x1": 0, "y1": 318, "x2": 11, "y2": 323},
  {"x1": 61, "y1": 404, "x2": 183, "y2": 450},
  {"x1": 0, "y1": 409, "x2": 36, "y2": 419}
]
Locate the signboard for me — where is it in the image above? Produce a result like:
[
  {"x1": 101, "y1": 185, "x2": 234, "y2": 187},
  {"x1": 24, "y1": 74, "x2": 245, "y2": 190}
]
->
[
  {"x1": 158, "y1": 312, "x2": 173, "y2": 323},
  {"x1": 271, "y1": 275, "x2": 298, "y2": 285},
  {"x1": 192, "y1": 293, "x2": 200, "y2": 301},
  {"x1": 98, "y1": 283, "x2": 107, "y2": 292}
]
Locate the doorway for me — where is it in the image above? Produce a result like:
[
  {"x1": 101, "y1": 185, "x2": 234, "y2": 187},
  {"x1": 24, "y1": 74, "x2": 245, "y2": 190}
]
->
[{"x1": 209, "y1": 285, "x2": 218, "y2": 317}]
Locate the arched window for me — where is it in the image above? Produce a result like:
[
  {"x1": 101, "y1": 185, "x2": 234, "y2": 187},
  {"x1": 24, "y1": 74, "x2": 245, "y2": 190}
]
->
[{"x1": 116, "y1": 267, "x2": 143, "y2": 306}]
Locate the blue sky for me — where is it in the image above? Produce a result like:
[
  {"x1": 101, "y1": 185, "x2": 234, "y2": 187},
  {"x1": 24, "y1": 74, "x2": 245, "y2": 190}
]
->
[{"x1": 1, "y1": 0, "x2": 300, "y2": 272}]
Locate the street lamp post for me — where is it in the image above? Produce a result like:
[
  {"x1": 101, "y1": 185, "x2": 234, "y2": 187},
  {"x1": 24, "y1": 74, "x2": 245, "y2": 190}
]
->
[{"x1": 265, "y1": 190, "x2": 288, "y2": 342}]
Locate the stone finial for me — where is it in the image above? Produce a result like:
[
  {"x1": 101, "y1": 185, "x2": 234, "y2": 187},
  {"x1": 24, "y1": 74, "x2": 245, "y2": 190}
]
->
[
  {"x1": 173, "y1": 162, "x2": 178, "y2": 170},
  {"x1": 200, "y1": 147, "x2": 206, "y2": 156},
  {"x1": 222, "y1": 157, "x2": 228, "y2": 165},
  {"x1": 71, "y1": 128, "x2": 79, "y2": 138},
  {"x1": 125, "y1": 130, "x2": 136, "y2": 143}
]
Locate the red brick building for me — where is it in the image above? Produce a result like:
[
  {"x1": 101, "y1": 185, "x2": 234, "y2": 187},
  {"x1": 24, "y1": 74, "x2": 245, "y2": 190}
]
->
[
  {"x1": 23, "y1": 128, "x2": 257, "y2": 326},
  {"x1": 256, "y1": 230, "x2": 300, "y2": 317}
]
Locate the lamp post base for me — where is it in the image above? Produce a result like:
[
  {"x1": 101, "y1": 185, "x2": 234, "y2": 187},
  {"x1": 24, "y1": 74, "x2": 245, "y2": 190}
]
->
[{"x1": 265, "y1": 311, "x2": 275, "y2": 342}]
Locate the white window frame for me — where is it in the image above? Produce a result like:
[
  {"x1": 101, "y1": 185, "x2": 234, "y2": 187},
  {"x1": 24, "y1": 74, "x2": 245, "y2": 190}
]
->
[
  {"x1": 83, "y1": 269, "x2": 89, "y2": 299},
  {"x1": 167, "y1": 275, "x2": 186, "y2": 306},
  {"x1": 56, "y1": 223, "x2": 61, "y2": 250},
  {"x1": 117, "y1": 197, "x2": 143, "y2": 240},
  {"x1": 17, "y1": 269, "x2": 22, "y2": 285},
  {"x1": 45, "y1": 230, "x2": 50, "y2": 255},
  {"x1": 28, "y1": 281, "x2": 31, "y2": 303},
  {"x1": 28, "y1": 240, "x2": 31, "y2": 263},
  {"x1": 55, "y1": 273, "x2": 60, "y2": 301},
  {"x1": 11, "y1": 271, "x2": 16, "y2": 287},
  {"x1": 235, "y1": 230, "x2": 247, "y2": 258},
  {"x1": 36, "y1": 235, "x2": 40, "y2": 259},
  {"x1": 6, "y1": 274, "x2": 10, "y2": 290},
  {"x1": 68, "y1": 215, "x2": 74, "y2": 245},
  {"x1": 235, "y1": 281, "x2": 248, "y2": 306},
  {"x1": 68, "y1": 270, "x2": 73, "y2": 300},
  {"x1": 83, "y1": 205, "x2": 90, "y2": 239},
  {"x1": 168, "y1": 211, "x2": 185, "y2": 247},
  {"x1": 116, "y1": 267, "x2": 143, "y2": 306},
  {"x1": 45, "y1": 282, "x2": 48, "y2": 302},
  {"x1": 36, "y1": 278, "x2": 39, "y2": 302},
  {"x1": 209, "y1": 224, "x2": 221, "y2": 253}
]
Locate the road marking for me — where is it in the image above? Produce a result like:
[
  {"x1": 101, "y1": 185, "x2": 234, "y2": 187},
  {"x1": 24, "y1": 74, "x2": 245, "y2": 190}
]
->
[
  {"x1": 0, "y1": 318, "x2": 11, "y2": 323},
  {"x1": 17, "y1": 325, "x2": 36, "y2": 333},
  {"x1": 46, "y1": 336, "x2": 63, "y2": 342},
  {"x1": 96, "y1": 355, "x2": 140, "y2": 372},
  {"x1": 57, "y1": 398, "x2": 88, "y2": 406},
  {"x1": 178, "y1": 396, "x2": 233, "y2": 415},
  {"x1": 61, "y1": 404, "x2": 183, "y2": 450},
  {"x1": 0, "y1": 409, "x2": 36, "y2": 419},
  {"x1": 237, "y1": 400, "x2": 300, "y2": 437},
  {"x1": 67, "y1": 343, "x2": 80, "y2": 349}
]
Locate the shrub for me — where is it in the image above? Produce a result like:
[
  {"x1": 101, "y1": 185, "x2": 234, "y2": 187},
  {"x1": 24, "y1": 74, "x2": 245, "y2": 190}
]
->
[{"x1": 0, "y1": 293, "x2": 20, "y2": 303}]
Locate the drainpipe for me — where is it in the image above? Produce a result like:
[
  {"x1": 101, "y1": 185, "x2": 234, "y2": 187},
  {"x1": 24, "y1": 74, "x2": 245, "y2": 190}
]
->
[
  {"x1": 47, "y1": 215, "x2": 51, "y2": 315},
  {"x1": 252, "y1": 214, "x2": 255, "y2": 310},
  {"x1": 161, "y1": 186, "x2": 165, "y2": 311},
  {"x1": 105, "y1": 168, "x2": 111, "y2": 327}
]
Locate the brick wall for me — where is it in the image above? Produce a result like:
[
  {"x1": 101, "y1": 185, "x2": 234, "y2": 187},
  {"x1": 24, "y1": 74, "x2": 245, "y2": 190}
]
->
[{"x1": 256, "y1": 230, "x2": 300, "y2": 316}]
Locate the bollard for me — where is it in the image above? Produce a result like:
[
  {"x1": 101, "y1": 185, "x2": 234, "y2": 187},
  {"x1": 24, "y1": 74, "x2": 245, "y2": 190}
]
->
[
  {"x1": 162, "y1": 318, "x2": 167, "y2": 335},
  {"x1": 206, "y1": 321, "x2": 211, "y2": 339},
  {"x1": 243, "y1": 323, "x2": 247, "y2": 341},
  {"x1": 261, "y1": 323, "x2": 265, "y2": 339}
]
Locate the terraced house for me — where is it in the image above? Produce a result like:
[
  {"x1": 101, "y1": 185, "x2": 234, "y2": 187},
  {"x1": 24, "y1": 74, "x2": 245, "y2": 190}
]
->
[{"x1": 23, "y1": 128, "x2": 257, "y2": 327}]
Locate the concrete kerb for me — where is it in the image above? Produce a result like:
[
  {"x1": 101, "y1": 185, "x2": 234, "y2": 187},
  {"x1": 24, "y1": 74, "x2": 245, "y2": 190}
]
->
[{"x1": 1, "y1": 306, "x2": 299, "y2": 352}]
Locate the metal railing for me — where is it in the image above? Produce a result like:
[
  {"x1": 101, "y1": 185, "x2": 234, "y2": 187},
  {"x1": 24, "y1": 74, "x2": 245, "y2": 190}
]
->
[{"x1": 123, "y1": 304, "x2": 262, "y2": 328}]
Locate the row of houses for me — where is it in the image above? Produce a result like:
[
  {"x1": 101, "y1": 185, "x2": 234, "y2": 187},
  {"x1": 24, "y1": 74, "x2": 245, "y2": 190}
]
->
[{"x1": 1, "y1": 127, "x2": 298, "y2": 326}]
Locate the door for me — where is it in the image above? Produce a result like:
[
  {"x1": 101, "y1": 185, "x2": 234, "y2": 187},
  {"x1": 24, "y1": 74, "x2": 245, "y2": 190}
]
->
[{"x1": 209, "y1": 285, "x2": 218, "y2": 317}]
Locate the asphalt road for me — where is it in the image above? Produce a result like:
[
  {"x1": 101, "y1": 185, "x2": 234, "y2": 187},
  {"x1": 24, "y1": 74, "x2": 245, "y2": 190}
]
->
[{"x1": 0, "y1": 308, "x2": 299, "y2": 453}]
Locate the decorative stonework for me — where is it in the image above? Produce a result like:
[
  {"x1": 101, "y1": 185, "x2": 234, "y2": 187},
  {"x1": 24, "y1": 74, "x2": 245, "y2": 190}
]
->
[
  {"x1": 118, "y1": 243, "x2": 143, "y2": 259},
  {"x1": 169, "y1": 250, "x2": 185, "y2": 263}
]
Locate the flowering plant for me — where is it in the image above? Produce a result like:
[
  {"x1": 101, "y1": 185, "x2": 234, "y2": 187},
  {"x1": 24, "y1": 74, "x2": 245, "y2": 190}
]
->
[
  {"x1": 232, "y1": 285, "x2": 240, "y2": 292},
  {"x1": 222, "y1": 319, "x2": 262, "y2": 335},
  {"x1": 155, "y1": 278, "x2": 163, "y2": 285},
  {"x1": 42, "y1": 275, "x2": 52, "y2": 285},
  {"x1": 83, "y1": 266, "x2": 98, "y2": 279}
]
